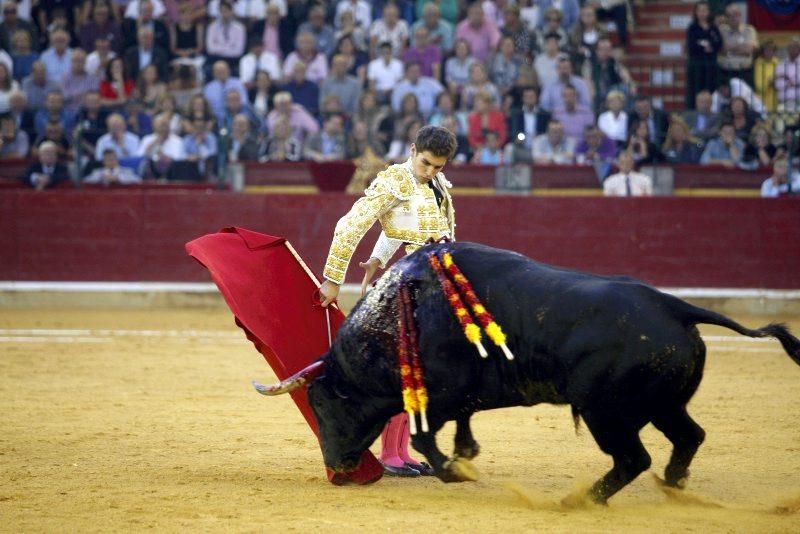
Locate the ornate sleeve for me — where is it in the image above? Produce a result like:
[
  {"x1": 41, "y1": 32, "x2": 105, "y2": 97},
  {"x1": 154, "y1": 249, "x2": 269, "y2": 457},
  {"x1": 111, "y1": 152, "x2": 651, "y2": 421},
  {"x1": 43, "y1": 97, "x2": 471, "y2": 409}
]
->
[
  {"x1": 369, "y1": 231, "x2": 404, "y2": 269},
  {"x1": 322, "y1": 168, "x2": 413, "y2": 284}
]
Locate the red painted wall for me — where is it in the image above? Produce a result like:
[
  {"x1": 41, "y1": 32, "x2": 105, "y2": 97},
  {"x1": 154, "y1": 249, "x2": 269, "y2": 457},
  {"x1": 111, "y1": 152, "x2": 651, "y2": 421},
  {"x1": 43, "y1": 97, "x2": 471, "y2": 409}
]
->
[{"x1": 1, "y1": 190, "x2": 798, "y2": 288}]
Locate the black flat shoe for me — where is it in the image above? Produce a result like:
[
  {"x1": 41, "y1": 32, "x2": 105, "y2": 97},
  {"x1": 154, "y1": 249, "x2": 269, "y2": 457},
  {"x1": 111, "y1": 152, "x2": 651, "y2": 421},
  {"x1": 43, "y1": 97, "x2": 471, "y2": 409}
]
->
[
  {"x1": 405, "y1": 462, "x2": 434, "y2": 476},
  {"x1": 382, "y1": 463, "x2": 420, "y2": 477}
]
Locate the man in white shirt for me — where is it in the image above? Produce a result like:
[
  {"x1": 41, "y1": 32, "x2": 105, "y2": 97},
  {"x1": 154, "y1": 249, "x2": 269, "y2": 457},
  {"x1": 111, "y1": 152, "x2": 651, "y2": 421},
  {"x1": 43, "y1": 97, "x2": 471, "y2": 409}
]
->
[
  {"x1": 367, "y1": 41, "x2": 405, "y2": 104},
  {"x1": 137, "y1": 113, "x2": 186, "y2": 177},
  {"x1": 85, "y1": 149, "x2": 142, "y2": 185},
  {"x1": 603, "y1": 151, "x2": 653, "y2": 196},
  {"x1": 95, "y1": 113, "x2": 140, "y2": 161},
  {"x1": 368, "y1": 2, "x2": 409, "y2": 58},
  {"x1": 239, "y1": 37, "x2": 281, "y2": 86},
  {"x1": 760, "y1": 157, "x2": 800, "y2": 197},
  {"x1": 335, "y1": 0, "x2": 371, "y2": 29}
]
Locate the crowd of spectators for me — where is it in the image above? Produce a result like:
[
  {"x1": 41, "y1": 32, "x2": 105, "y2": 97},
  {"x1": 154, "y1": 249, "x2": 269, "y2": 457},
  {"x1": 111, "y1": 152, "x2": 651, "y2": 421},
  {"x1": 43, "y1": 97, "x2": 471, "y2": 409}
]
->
[{"x1": 0, "y1": 0, "x2": 797, "y2": 196}]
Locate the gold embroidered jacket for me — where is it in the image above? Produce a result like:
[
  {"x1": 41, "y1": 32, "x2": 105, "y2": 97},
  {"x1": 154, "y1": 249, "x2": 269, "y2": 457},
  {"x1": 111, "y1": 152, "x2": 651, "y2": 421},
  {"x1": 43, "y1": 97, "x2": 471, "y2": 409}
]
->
[{"x1": 323, "y1": 159, "x2": 455, "y2": 284}]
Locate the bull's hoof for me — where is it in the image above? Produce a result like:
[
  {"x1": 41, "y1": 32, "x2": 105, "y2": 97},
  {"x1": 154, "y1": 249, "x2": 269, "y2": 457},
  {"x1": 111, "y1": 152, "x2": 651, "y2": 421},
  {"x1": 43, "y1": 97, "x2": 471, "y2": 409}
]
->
[
  {"x1": 654, "y1": 470, "x2": 690, "y2": 489},
  {"x1": 439, "y1": 457, "x2": 479, "y2": 483},
  {"x1": 454, "y1": 440, "x2": 480, "y2": 460}
]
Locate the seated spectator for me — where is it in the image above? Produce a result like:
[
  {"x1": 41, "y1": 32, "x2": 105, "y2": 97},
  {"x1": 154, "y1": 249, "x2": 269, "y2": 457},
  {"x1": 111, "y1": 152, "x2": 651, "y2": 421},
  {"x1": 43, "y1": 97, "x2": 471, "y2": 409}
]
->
[
  {"x1": 460, "y1": 62, "x2": 500, "y2": 111},
  {"x1": 367, "y1": 41, "x2": 405, "y2": 105},
  {"x1": 122, "y1": 0, "x2": 170, "y2": 51},
  {"x1": 501, "y1": 4, "x2": 534, "y2": 58},
  {"x1": 266, "y1": 91, "x2": 319, "y2": 144},
  {"x1": 411, "y1": 2, "x2": 454, "y2": 54},
  {"x1": 0, "y1": 2, "x2": 38, "y2": 53},
  {"x1": 100, "y1": 57, "x2": 135, "y2": 108},
  {"x1": 776, "y1": 126, "x2": 800, "y2": 164},
  {"x1": 661, "y1": 118, "x2": 703, "y2": 164},
  {"x1": 218, "y1": 88, "x2": 260, "y2": 131},
  {"x1": 205, "y1": 1, "x2": 246, "y2": 71},
  {"x1": 533, "y1": 34, "x2": 561, "y2": 89},
  {"x1": 603, "y1": 151, "x2": 653, "y2": 197},
  {"x1": 283, "y1": 61, "x2": 320, "y2": 118},
  {"x1": 682, "y1": 90, "x2": 720, "y2": 142},
  {"x1": 429, "y1": 90, "x2": 468, "y2": 135},
  {"x1": 385, "y1": 119, "x2": 422, "y2": 164},
  {"x1": 589, "y1": 38, "x2": 634, "y2": 111},
  {"x1": 454, "y1": 2, "x2": 500, "y2": 63},
  {"x1": 320, "y1": 54, "x2": 362, "y2": 117},
  {"x1": 775, "y1": 37, "x2": 800, "y2": 112},
  {"x1": 8, "y1": 90, "x2": 34, "y2": 141},
  {"x1": 0, "y1": 112, "x2": 29, "y2": 157},
  {"x1": 134, "y1": 64, "x2": 166, "y2": 114},
  {"x1": 84, "y1": 148, "x2": 142, "y2": 185},
  {"x1": 444, "y1": 39, "x2": 476, "y2": 100},
  {"x1": 282, "y1": 32, "x2": 328, "y2": 85},
  {"x1": 390, "y1": 61, "x2": 443, "y2": 118},
  {"x1": 21, "y1": 61, "x2": 57, "y2": 111},
  {"x1": 138, "y1": 113, "x2": 186, "y2": 178},
  {"x1": 467, "y1": 91, "x2": 507, "y2": 151},
  {"x1": 168, "y1": 3, "x2": 205, "y2": 80},
  {"x1": 32, "y1": 120, "x2": 72, "y2": 163},
  {"x1": 754, "y1": 39, "x2": 778, "y2": 112},
  {"x1": 304, "y1": 113, "x2": 346, "y2": 162},
  {"x1": 40, "y1": 29, "x2": 72, "y2": 84},
  {"x1": 124, "y1": 0, "x2": 167, "y2": 20},
  {"x1": 711, "y1": 78, "x2": 767, "y2": 119},
  {"x1": 34, "y1": 91, "x2": 75, "y2": 138},
  {"x1": 227, "y1": 113, "x2": 260, "y2": 162},
  {"x1": 386, "y1": 92, "x2": 424, "y2": 145},
  {"x1": 345, "y1": 119, "x2": 386, "y2": 160},
  {"x1": 250, "y1": 3, "x2": 281, "y2": 60},
  {"x1": 239, "y1": 37, "x2": 281, "y2": 88},
  {"x1": 540, "y1": 57, "x2": 591, "y2": 112},
  {"x1": 86, "y1": 36, "x2": 116, "y2": 78},
  {"x1": 332, "y1": 33, "x2": 369, "y2": 84},
  {"x1": 181, "y1": 93, "x2": 215, "y2": 132},
  {"x1": 508, "y1": 86, "x2": 550, "y2": 150},
  {"x1": 532, "y1": 120, "x2": 575, "y2": 164},
  {"x1": 368, "y1": 2, "x2": 409, "y2": 58},
  {"x1": 534, "y1": 8, "x2": 568, "y2": 52},
  {"x1": 183, "y1": 116, "x2": 218, "y2": 173},
  {"x1": 440, "y1": 114, "x2": 472, "y2": 165},
  {"x1": 334, "y1": 11, "x2": 369, "y2": 55},
  {"x1": 489, "y1": 36, "x2": 522, "y2": 97},
  {"x1": 262, "y1": 117, "x2": 303, "y2": 162},
  {"x1": 123, "y1": 99, "x2": 152, "y2": 137},
  {"x1": 471, "y1": 130, "x2": 505, "y2": 165},
  {"x1": 518, "y1": 0, "x2": 541, "y2": 33},
  {"x1": 593, "y1": 0, "x2": 630, "y2": 49},
  {"x1": 95, "y1": 113, "x2": 141, "y2": 161},
  {"x1": 20, "y1": 141, "x2": 69, "y2": 190},
  {"x1": 124, "y1": 26, "x2": 169, "y2": 80},
  {"x1": 169, "y1": 64, "x2": 200, "y2": 112},
  {"x1": 10, "y1": 30, "x2": 38, "y2": 82},
  {"x1": 575, "y1": 125, "x2": 617, "y2": 167},
  {"x1": 0, "y1": 62, "x2": 19, "y2": 113},
  {"x1": 297, "y1": 4, "x2": 336, "y2": 58},
  {"x1": 203, "y1": 61, "x2": 248, "y2": 121},
  {"x1": 335, "y1": 0, "x2": 372, "y2": 32},
  {"x1": 725, "y1": 96, "x2": 759, "y2": 142},
  {"x1": 403, "y1": 25, "x2": 442, "y2": 80},
  {"x1": 597, "y1": 90, "x2": 628, "y2": 145},
  {"x1": 537, "y1": 0, "x2": 579, "y2": 31},
  {"x1": 626, "y1": 119, "x2": 661, "y2": 166},
  {"x1": 78, "y1": 1, "x2": 122, "y2": 53},
  {"x1": 629, "y1": 95, "x2": 669, "y2": 147},
  {"x1": 570, "y1": 4, "x2": 607, "y2": 72},
  {"x1": 740, "y1": 123, "x2": 776, "y2": 171},
  {"x1": 760, "y1": 157, "x2": 800, "y2": 197},
  {"x1": 75, "y1": 91, "x2": 109, "y2": 157},
  {"x1": 161, "y1": 0, "x2": 207, "y2": 25},
  {"x1": 700, "y1": 122, "x2": 744, "y2": 167},
  {"x1": 554, "y1": 85, "x2": 594, "y2": 143},
  {"x1": 353, "y1": 90, "x2": 391, "y2": 147},
  {"x1": 248, "y1": 70, "x2": 277, "y2": 120},
  {"x1": 61, "y1": 49, "x2": 101, "y2": 113}
]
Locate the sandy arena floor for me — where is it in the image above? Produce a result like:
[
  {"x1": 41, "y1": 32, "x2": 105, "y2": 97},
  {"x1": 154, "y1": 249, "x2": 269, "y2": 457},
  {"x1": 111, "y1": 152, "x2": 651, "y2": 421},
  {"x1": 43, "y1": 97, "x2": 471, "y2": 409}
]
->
[{"x1": 1, "y1": 308, "x2": 799, "y2": 532}]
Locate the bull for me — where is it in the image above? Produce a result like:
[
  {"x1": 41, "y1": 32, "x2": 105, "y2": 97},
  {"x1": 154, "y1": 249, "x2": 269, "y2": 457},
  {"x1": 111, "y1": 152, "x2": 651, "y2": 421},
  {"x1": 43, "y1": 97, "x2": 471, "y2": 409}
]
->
[{"x1": 261, "y1": 242, "x2": 800, "y2": 504}]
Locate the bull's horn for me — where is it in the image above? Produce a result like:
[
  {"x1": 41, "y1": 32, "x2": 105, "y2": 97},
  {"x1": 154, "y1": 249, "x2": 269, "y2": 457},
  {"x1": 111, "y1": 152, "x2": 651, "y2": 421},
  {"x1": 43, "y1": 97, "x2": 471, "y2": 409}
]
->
[{"x1": 252, "y1": 360, "x2": 326, "y2": 396}]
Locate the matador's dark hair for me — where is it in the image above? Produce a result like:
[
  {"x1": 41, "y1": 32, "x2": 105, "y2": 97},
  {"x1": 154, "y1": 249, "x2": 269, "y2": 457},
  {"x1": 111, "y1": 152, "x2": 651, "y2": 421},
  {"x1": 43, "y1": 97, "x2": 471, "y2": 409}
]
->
[{"x1": 414, "y1": 125, "x2": 457, "y2": 160}]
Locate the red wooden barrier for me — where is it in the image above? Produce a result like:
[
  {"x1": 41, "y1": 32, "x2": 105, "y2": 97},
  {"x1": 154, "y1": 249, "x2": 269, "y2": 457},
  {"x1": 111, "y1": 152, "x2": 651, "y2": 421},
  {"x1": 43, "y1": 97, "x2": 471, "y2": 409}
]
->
[{"x1": 1, "y1": 190, "x2": 798, "y2": 288}]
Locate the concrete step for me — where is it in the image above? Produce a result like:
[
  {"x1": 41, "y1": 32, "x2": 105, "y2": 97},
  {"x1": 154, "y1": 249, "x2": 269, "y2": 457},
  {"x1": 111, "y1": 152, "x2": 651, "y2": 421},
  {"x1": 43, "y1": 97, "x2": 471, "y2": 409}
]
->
[
  {"x1": 627, "y1": 41, "x2": 684, "y2": 56},
  {"x1": 630, "y1": 69, "x2": 686, "y2": 85},
  {"x1": 632, "y1": 29, "x2": 688, "y2": 41}
]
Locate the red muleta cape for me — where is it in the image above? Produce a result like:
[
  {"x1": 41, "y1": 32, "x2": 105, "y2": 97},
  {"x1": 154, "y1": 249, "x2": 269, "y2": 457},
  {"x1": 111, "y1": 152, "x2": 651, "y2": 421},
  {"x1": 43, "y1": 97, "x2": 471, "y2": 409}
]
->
[{"x1": 185, "y1": 227, "x2": 383, "y2": 485}]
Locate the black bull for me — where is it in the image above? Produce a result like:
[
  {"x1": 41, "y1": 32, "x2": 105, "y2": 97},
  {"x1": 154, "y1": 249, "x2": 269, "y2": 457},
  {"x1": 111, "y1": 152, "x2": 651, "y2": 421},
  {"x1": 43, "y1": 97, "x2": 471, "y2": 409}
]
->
[{"x1": 265, "y1": 242, "x2": 800, "y2": 503}]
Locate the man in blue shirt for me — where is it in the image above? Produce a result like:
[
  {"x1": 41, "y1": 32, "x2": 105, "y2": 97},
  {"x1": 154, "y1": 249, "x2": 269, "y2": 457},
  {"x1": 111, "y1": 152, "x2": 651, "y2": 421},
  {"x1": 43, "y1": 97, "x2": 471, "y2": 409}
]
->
[
  {"x1": 203, "y1": 61, "x2": 248, "y2": 122},
  {"x1": 390, "y1": 61, "x2": 444, "y2": 117}
]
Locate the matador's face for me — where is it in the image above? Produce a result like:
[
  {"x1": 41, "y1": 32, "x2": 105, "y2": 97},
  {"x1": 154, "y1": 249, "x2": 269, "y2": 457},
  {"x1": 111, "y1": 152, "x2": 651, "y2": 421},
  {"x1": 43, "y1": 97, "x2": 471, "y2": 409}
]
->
[{"x1": 410, "y1": 145, "x2": 448, "y2": 184}]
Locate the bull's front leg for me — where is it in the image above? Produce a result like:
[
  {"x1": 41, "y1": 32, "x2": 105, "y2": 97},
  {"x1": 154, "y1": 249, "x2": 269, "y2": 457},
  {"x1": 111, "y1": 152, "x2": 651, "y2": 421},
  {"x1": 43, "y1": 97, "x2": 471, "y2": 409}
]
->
[
  {"x1": 411, "y1": 423, "x2": 479, "y2": 483},
  {"x1": 453, "y1": 414, "x2": 480, "y2": 459}
]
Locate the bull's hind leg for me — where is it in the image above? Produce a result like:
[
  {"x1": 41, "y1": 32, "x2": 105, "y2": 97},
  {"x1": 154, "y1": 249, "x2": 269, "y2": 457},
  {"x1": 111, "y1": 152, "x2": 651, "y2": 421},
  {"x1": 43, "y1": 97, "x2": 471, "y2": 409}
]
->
[
  {"x1": 453, "y1": 414, "x2": 480, "y2": 459},
  {"x1": 412, "y1": 423, "x2": 478, "y2": 483},
  {"x1": 579, "y1": 413, "x2": 652, "y2": 505},
  {"x1": 652, "y1": 407, "x2": 706, "y2": 489}
]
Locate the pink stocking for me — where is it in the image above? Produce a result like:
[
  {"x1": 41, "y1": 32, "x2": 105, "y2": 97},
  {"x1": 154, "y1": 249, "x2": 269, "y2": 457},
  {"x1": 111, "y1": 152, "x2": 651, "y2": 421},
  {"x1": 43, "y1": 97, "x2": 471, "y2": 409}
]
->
[
  {"x1": 397, "y1": 414, "x2": 421, "y2": 465},
  {"x1": 379, "y1": 414, "x2": 406, "y2": 467}
]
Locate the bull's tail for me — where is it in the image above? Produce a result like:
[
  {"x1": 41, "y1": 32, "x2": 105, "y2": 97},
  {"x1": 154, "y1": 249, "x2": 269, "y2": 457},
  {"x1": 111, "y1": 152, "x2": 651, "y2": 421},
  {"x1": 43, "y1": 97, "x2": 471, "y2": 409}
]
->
[{"x1": 666, "y1": 294, "x2": 800, "y2": 366}]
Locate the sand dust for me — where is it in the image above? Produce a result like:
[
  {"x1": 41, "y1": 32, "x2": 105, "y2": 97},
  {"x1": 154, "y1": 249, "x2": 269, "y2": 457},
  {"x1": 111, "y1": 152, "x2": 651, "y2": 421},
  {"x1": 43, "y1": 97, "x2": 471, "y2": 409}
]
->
[{"x1": 1, "y1": 309, "x2": 799, "y2": 532}]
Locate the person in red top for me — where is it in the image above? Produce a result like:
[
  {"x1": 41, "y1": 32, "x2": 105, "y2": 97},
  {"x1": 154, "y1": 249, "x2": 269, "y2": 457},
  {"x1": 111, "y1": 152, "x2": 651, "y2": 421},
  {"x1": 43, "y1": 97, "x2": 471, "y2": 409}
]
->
[
  {"x1": 99, "y1": 57, "x2": 135, "y2": 108},
  {"x1": 467, "y1": 91, "x2": 507, "y2": 151}
]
